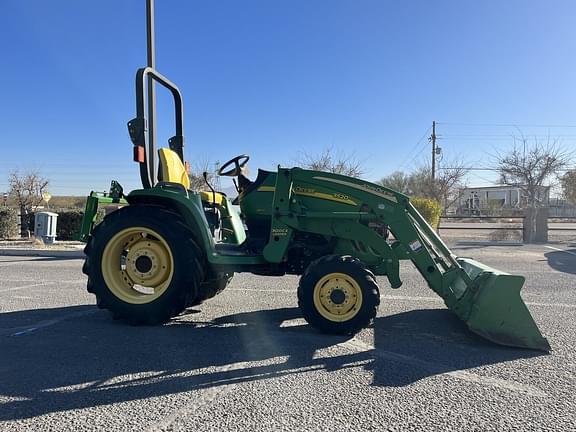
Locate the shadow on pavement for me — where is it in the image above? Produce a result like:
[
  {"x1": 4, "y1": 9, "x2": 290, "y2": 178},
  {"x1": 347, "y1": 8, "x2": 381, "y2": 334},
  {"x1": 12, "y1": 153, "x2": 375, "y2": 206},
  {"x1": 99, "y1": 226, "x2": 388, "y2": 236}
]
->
[
  {"x1": 0, "y1": 305, "x2": 543, "y2": 421},
  {"x1": 544, "y1": 249, "x2": 576, "y2": 275}
]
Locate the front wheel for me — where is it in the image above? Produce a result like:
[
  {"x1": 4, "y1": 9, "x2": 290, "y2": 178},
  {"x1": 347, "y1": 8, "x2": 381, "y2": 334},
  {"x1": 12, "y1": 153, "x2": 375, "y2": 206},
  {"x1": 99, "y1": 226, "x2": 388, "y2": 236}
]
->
[
  {"x1": 82, "y1": 206, "x2": 205, "y2": 324},
  {"x1": 298, "y1": 255, "x2": 380, "y2": 335}
]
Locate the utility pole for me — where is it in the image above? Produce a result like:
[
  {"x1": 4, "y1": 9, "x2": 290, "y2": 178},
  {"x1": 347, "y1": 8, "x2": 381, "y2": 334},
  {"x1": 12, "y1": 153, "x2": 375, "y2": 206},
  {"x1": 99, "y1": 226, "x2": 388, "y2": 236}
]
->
[{"x1": 430, "y1": 121, "x2": 437, "y2": 180}]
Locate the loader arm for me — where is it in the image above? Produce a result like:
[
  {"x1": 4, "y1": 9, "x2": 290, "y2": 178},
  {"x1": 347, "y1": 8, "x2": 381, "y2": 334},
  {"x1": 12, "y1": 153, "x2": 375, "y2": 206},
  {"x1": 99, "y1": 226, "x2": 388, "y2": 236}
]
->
[
  {"x1": 263, "y1": 168, "x2": 550, "y2": 351},
  {"x1": 263, "y1": 168, "x2": 469, "y2": 297}
]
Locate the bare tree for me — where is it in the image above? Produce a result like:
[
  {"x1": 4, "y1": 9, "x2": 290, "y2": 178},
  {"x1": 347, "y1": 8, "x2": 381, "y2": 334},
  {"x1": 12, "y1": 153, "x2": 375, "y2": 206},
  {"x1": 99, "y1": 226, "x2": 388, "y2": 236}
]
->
[
  {"x1": 8, "y1": 170, "x2": 49, "y2": 211},
  {"x1": 378, "y1": 161, "x2": 467, "y2": 212},
  {"x1": 298, "y1": 147, "x2": 364, "y2": 178},
  {"x1": 8, "y1": 170, "x2": 49, "y2": 237},
  {"x1": 410, "y1": 163, "x2": 468, "y2": 212},
  {"x1": 376, "y1": 171, "x2": 411, "y2": 194},
  {"x1": 561, "y1": 169, "x2": 576, "y2": 204},
  {"x1": 188, "y1": 160, "x2": 217, "y2": 192},
  {"x1": 495, "y1": 140, "x2": 571, "y2": 207}
]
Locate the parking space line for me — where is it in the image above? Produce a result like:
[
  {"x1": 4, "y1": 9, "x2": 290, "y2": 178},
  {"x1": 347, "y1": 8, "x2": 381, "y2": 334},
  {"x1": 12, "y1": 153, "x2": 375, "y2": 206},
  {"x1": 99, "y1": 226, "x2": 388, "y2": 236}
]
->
[
  {"x1": 382, "y1": 294, "x2": 440, "y2": 302},
  {"x1": 3, "y1": 309, "x2": 98, "y2": 337},
  {"x1": 2, "y1": 279, "x2": 83, "y2": 284},
  {"x1": 146, "y1": 324, "x2": 547, "y2": 430},
  {"x1": 227, "y1": 288, "x2": 576, "y2": 308},
  {"x1": 338, "y1": 338, "x2": 548, "y2": 398},
  {"x1": 381, "y1": 295, "x2": 576, "y2": 309},
  {"x1": 544, "y1": 246, "x2": 576, "y2": 257},
  {"x1": 228, "y1": 288, "x2": 293, "y2": 293},
  {"x1": 524, "y1": 301, "x2": 576, "y2": 308},
  {"x1": 0, "y1": 282, "x2": 54, "y2": 293}
]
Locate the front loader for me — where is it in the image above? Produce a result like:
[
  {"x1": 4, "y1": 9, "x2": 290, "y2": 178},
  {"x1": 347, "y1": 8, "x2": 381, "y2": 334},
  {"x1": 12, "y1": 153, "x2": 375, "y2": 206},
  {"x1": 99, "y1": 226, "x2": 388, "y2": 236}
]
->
[{"x1": 80, "y1": 0, "x2": 550, "y2": 352}]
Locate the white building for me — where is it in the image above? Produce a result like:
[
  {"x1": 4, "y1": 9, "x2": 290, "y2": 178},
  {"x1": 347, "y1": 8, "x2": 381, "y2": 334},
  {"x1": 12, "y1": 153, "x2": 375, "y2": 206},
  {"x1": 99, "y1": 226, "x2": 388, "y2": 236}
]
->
[{"x1": 458, "y1": 185, "x2": 550, "y2": 212}]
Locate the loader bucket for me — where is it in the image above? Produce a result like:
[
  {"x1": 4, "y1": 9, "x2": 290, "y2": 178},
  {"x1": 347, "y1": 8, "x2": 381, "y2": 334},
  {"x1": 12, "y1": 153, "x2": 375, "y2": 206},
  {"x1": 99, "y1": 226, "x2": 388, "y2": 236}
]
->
[{"x1": 445, "y1": 258, "x2": 551, "y2": 352}]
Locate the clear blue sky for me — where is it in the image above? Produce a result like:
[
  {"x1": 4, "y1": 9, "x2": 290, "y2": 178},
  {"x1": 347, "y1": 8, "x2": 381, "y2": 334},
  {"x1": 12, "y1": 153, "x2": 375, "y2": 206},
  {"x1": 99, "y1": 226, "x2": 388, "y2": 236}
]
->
[{"x1": 1, "y1": 0, "x2": 576, "y2": 195}]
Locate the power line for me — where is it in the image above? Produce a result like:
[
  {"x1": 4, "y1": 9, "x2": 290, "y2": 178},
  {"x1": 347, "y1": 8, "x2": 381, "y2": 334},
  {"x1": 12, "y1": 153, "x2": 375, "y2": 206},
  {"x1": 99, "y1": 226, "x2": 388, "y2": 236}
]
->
[
  {"x1": 437, "y1": 122, "x2": 576, "y2": 128},
  {"x1": 439, "y1": 167, "x2": 498, "y2": 171},
  {"x1": 442, "y1": 134, "x2": 576, "y2": 138},
  {"x1": 467, "y1": 171, "x2": 499, "y2": 184},
  {"x1": 398, "y1": 126, "x2": 431, "y2": 170},
  {"x1": 440, "y1": 166, "x2": 573, "y2": 172}
]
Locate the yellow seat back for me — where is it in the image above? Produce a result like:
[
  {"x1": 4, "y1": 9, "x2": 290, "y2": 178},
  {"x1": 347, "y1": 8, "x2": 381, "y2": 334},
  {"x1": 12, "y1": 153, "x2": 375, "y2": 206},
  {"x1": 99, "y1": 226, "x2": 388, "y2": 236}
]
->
[
  {"x1": 200, "y1": 191, "x2": 225, "y2": 205},
  {"x1": 158, "y1": 148, "x2": 191, "y2": 190}
]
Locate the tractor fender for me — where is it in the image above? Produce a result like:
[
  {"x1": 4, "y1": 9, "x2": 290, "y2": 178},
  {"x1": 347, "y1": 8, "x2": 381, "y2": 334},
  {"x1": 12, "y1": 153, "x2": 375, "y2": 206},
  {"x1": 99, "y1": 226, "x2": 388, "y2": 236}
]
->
[{"x1": 126, "y1": 188, "x2": 216, "y2": 256}]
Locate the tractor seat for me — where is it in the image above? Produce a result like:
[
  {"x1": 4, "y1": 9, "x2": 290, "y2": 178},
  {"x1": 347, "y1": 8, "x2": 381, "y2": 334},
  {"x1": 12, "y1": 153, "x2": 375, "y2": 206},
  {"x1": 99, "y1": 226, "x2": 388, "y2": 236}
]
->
[
  {"x1": 158, "y1": 148, "x2": 191, "y2": 189},
  {"x1": 158, "y1": 148, "x2": 225, "y2": 204}
]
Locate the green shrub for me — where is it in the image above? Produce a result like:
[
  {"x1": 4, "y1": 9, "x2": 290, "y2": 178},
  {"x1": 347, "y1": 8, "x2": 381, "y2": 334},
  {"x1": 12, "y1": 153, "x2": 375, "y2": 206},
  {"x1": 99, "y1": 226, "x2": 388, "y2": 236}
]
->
[
  {"x1": 56, "y1": 210, "x2": 84, "y2": 240},
  {"x1": 0, "y1": 207, "x2": 19, "y2": 239},
  {"x1": 55, "y1": 208, "x2": 105, "y2": 240},
  {"x1": 411, "y1": 197, "x2": 442, "y2": 229}
]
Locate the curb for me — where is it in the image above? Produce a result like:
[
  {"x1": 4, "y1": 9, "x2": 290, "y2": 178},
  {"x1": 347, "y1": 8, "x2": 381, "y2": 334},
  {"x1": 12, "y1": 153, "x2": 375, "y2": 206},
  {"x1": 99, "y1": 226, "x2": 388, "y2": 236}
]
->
[
  {"x1": 0, "y1": 248, "x2": 85, "y2": 258},
  {"x1": 454, "y1": 241, "x2": 524, "y2": 247}
]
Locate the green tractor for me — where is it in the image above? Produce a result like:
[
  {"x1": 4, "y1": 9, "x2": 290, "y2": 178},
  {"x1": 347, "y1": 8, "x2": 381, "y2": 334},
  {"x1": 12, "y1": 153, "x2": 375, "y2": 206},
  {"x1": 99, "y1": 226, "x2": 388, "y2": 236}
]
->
[{"x1": 79, "y1": 1, "x2": 550, "y2": 351}]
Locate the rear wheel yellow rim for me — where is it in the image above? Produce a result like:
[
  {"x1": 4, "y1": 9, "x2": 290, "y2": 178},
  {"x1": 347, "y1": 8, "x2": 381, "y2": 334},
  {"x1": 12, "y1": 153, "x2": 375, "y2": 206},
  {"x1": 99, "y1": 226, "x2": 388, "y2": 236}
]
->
[
  {"x1": 313, "y1": 272, "x2": 363, "y2": 322},
  {"x1": 101, "y1": 227, "x2": 174, "y2": 304}
]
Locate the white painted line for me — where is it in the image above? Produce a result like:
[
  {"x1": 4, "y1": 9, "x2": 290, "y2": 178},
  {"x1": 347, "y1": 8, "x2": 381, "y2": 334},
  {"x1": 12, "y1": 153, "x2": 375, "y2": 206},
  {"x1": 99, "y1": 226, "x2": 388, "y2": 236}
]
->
[
  {"x1": 228, "y1": 288, "x2": 293, "y2": 293},
  {"x1": 544, "y1": 246, "x2": 576, "y2": 257},
  {"x1": 0, "y1": 282, "x2": 53, "y2": 293},
  {"x1": 5, "y1": 309, "x2": 98, "y2": 337},
  {"x1": 525, "y1": 301, "x2": 576, "y2": 309},
  {"x1": 228, "y1": 289, "x2": 575, "y2": 309},
  {"x1": 0, "y1": 395, "x2": 32, "y2": 403},
  {"x1": 338, "y1": 338, "x2": 548, "y2": 398},
  {"x1": 2, "y1": 279, "x2": 83, "y2": 284},
  {"x1": 146, "y1": 356, "x2": 286, "y2": 432},
  {"x1": 229, "y1": 289, "x2": 443, "y2": 301},
  {"x1": 382, "y1": 294, "x2": 441, "y2": 303},
  {"x1": 12, "y1": 327, "x2": 39, "y2": 336},
  {"x1": 145, "y1": 320, "x2": 547, "y2": 430}
]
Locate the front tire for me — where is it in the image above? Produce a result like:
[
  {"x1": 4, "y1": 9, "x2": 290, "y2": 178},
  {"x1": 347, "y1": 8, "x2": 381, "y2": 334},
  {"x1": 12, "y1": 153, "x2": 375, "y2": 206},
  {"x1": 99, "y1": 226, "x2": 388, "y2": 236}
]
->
[
  {"x1": 298, "y1": 255, "x2": 380, "y2": 335},
  {"x1": 83, "y1": 205, "x2": 204, "y2": 324}
]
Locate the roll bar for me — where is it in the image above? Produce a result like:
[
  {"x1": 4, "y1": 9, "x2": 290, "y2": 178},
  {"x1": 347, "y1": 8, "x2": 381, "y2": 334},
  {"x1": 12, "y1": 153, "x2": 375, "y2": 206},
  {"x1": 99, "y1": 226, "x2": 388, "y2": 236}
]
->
[{"x1": 127, "y1": 67, "x2": 185, "y2": 189}]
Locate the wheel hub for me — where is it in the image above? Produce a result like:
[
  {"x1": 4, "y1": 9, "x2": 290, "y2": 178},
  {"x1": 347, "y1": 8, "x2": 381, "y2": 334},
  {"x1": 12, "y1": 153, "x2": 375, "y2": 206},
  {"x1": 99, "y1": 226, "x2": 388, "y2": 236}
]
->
[
  {"x1": 313, "y1": 272, "x2": 363, "y2": 322},
  {"x1": 135, "y1": 255, "x2": 153, "y2": 273},
  {"x1": 125, "y1": 239, "x2": 171, "y2": 287},
  {"x1": 101, "y1": 227, "x2": 174, "y2": 304},
  {"x1": 330, "y1": 289, "x2": 346, "y2": 305}
]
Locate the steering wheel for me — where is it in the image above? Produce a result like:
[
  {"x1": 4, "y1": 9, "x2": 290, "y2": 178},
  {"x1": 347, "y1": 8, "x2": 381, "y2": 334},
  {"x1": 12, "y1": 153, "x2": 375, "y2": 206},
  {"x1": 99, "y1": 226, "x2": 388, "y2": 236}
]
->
[{"x1": 218, "y1": 154, "x2": 250, "y2": 177}]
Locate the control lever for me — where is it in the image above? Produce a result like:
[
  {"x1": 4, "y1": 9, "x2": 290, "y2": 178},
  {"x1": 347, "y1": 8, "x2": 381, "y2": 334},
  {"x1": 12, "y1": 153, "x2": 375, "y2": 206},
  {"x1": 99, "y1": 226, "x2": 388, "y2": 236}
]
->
[{"x1": 203, "y1": 172, "x2": 217, "y2": 209}]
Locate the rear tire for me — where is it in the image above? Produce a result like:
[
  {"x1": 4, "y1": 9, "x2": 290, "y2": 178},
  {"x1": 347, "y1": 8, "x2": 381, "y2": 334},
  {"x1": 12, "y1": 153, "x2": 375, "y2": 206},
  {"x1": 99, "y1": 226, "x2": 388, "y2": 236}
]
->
[
  {"x1": 83, "y1": 205, "x2": 205, "y2": 324},
  {"x1": 298, "y1": 255, "x2": 380, "y2": 335}
]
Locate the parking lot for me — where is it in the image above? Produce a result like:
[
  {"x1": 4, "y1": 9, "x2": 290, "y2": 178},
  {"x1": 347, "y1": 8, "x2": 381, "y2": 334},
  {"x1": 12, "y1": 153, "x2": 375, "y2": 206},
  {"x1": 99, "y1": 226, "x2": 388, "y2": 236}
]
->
[{"x1": 0, "y1": 244, "x2": 575, "y2": 431}]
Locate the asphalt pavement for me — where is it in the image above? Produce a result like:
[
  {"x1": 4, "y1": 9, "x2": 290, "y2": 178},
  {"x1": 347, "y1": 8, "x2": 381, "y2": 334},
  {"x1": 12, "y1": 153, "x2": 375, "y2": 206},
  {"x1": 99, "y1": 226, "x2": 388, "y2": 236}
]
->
[{"x1": 0, "y1": 244, "x2": 575, "y2": 431}]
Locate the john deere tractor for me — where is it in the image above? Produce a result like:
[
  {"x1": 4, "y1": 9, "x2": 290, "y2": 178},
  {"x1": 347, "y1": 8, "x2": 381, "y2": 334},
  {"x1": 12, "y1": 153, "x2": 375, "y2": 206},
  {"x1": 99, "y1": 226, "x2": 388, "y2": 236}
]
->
[{"x1": 79, "y1": 1, "x2": 550, "y2": 351}]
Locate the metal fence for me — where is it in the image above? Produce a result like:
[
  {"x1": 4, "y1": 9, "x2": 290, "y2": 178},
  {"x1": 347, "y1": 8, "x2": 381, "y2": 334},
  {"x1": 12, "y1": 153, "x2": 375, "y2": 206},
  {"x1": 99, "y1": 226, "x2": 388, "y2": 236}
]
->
[{"x1": 438, "y1": 215, "x2": 576, "y2": 243}]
